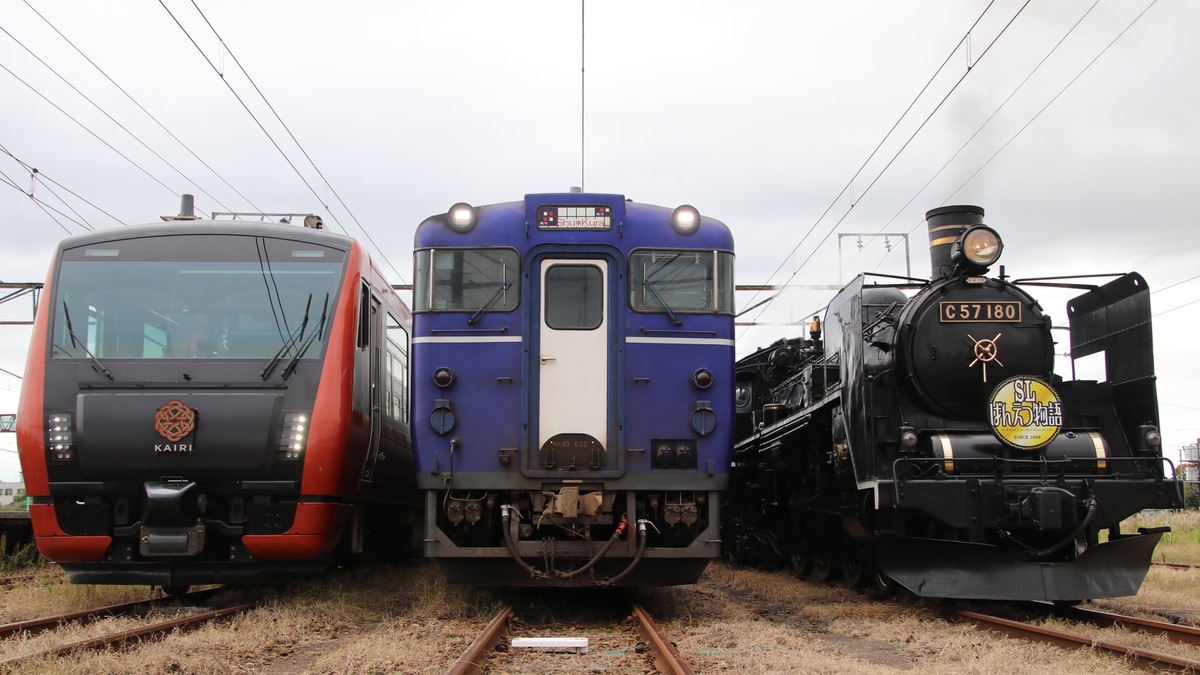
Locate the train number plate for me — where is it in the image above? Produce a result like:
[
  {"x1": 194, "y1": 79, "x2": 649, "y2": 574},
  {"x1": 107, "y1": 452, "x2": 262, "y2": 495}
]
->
[{"x1": 939, "y1": 301, "x2": 1021, "y2": 322}]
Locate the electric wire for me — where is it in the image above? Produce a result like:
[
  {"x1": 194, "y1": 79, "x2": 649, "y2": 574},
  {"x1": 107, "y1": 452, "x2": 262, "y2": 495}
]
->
[
  {"x1": 162, "y1": 0, "x2": 408, "y2": 285},
  {"x1": 186, "y1": 0, "x2": 408, "y2": 285},
  {"x1": 156, "y1": 0, "x2": 347, "y2": 231},
  {"x1": 856, "y1": 0, "x2": 1107, "y2": 276},
  {"x1": 938, "y1": 0, "x2": 1159, "y2": 205},
  {"x1": 0, "y1": 23, "x2": 237, "y2": 216},
  {"x1": 0, "y1": 61, "x2": 182, "y2": 200},
  {"x1": 17, "y1": 0, "x2": 266, "y2": 215},
  {"x1": 2, "y1": 141, "x2": 122, "y2": 228},
  {"x1": 0, "y1": 169, "x2": 77, "y2": 234},
  {"x1": 737, "y1": 1, "x2": 1030, "y2": 340}
]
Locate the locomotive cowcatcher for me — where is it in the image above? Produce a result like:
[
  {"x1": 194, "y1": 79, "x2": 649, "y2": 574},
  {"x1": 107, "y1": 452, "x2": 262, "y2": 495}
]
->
[{"x1": 728, "y1": 205, "x2": 1183, "y2": 601}]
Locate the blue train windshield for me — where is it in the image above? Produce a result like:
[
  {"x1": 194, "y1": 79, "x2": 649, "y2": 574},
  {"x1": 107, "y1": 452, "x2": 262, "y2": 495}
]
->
[
  {"x1": 413, "y1": 248, "x2": 520, "y2": 313},
  {"x1": 629, "y1": 249, "x2": 735, "y2": 315},
  {"x1": 50, "y1": 234, "x2": 347, "y2": 360}
]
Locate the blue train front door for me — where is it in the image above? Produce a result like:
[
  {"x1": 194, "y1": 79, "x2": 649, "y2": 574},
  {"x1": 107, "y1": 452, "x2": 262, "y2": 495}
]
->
[{"x1": 535, "y1": 258, "x2": 610, "y2": 470}]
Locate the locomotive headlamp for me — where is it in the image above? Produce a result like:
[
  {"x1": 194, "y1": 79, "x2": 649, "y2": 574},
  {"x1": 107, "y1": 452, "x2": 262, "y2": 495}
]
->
[
  {"x1": 899, "y1": 426, "x2": 919, "y2": 449},
  {"x1": 691, "y1": 368, "x2": 714, "y2": 389},
  {"x1": 670, "y1": 205, "x2": 701, "y2": 235},
  {"x1": 954, "y1": 225, "x2": 1003, "y2": 269},
  {"x1": 447, "y1": 202, "x2": 478, "y2": 233},
  {"x1": 277, "y1": 412, "x2": 309, "y2": 460},
  {"x1": 433, "y1": 367, "x2": 456, "y2": 388},
  {"x1": 46, "y1": 412, "x2": 76, "y2": 463}
]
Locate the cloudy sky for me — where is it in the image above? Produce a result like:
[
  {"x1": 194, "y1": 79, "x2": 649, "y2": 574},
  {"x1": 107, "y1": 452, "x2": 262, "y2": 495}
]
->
[{"x1": 2, "y1": 0, "x2": 1198, "y2": 481}]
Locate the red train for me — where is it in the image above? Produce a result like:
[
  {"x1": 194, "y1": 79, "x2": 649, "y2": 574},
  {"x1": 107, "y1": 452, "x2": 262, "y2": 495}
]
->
[{"x1": 17, "y1": 216, "x2": 417, "y2": 591}]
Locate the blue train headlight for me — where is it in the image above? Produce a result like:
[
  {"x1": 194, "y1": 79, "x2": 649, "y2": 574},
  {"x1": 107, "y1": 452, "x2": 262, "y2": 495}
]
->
[
  {"x1": 670, "y1": 205, "x2": 700, "y2": 235},
  {"x1": 691, "y1": 368, "x2": 714, "y2": 389},
  {"x1": 447, "y1": 202, "x2": 478, "y2": 233},
  {"x1": 278, "y1": 411, "x2": 309, "y2": 460},
  {"x1": 46, "y1": 412, "x2": 76, "y2": 463}
]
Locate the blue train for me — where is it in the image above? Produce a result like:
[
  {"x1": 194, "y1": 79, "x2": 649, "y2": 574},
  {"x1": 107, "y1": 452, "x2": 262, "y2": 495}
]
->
[{"x1": 411, "y1": 192, "x2": 735, "y2": 586}]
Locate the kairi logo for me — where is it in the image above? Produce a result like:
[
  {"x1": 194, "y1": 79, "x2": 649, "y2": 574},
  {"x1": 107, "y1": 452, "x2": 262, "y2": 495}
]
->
[{"x1": 154, "y1": 399, "x2": 196, "y2": 454}]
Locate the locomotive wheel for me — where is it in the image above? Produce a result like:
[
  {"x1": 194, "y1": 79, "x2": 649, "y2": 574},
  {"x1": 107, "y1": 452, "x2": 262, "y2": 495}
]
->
[
  {"x1": 809, "y1": 544, "x2": 836, "y2": 582},
  {"x1": 788, "y1": 529, "x2": 812, "y2": 577},
  {"x1": 839, "y1": 540, "x2": 870, "y2": 589},
  {"x1": 869, "y1": 567, "x2": 894, "y2": 597}
]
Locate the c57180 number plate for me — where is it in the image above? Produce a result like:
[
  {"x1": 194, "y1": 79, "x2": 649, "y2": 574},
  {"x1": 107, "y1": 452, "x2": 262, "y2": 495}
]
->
[{"x1": 939, "y1": 301, "x2": 1021, "y2": 322}]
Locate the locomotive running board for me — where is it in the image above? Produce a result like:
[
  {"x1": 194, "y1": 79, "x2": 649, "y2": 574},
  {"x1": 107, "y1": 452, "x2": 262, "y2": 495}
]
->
[{"x1": 873, "y1": 531, "x2": 1163, "y2": 601}]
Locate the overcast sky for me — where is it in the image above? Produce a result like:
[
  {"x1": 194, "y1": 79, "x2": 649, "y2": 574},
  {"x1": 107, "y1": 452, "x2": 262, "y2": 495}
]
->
[{"x1": 2, "y1": 0, "x2": 1199, "y2": 481}]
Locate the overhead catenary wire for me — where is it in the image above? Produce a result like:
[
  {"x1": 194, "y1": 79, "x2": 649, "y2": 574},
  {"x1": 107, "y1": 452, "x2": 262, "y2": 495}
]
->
[
  {"x1": 0, "y1": 60, "x2": 187, "y2": 209},
  {"x1": 17, "y1": 0, "x2": 266, "y2": 216},
  {"x1": 1, "y1": 141, "x2": 122, "y2": 230},
  {"x1": 855, "y1": 0, "x2": 1109, "y2": 276},
  {"x1": 159, "y1": 0, "x2": 408, "y2": 286},
  {"x1": 737, "y1": 1, "x2": 1031, "y2": 342}
]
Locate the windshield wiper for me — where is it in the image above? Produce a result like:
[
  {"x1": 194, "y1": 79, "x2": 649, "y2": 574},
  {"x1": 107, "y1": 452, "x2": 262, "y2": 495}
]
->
[
  {"x1": 60, "y1": 301, "x2": 113, "y2": 379},
  {"x1": 468, "y1": 283, "x2": 512, "y2": 325},
  {"x1": 645, "y1": 279, "x2": 683, "y2": 326},
  {"x1": 644, "y1": 255, "x2": 685, "y2": 327},
  {"x1": 260, "y1": 293, "x2": 312, "y2": 380},
  {"x1": 282, "y1": 294, "x2": 329, "y2": 380}
]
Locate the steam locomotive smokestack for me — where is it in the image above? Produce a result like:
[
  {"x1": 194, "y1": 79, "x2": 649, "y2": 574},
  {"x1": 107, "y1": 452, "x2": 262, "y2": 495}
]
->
[{"x1": 925, "y1": 205, "x2": 984, "y2": 279}]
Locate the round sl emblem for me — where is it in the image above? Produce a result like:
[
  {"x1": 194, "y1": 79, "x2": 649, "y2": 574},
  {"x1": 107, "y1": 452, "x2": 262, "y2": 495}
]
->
[
  {"x1": 155, "y1": 399, "x2": 196, "y2": 442},
  {"x1": 987, "y1": 376, "x2": 1062, "y2": 451}
]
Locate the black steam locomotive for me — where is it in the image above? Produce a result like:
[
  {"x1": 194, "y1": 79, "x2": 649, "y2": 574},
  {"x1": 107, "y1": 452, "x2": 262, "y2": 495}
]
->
[{"x1": 727, "y1": 205, "x2": 1183, "y2": 601}]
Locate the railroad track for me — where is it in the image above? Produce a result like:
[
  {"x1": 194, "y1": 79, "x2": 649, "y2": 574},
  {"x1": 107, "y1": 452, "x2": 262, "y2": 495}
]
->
[
  {"x1": 446, "y1": 601, "x2": 694, "y2": 674},
  {"x1": 944, "y1": 604, "x2": 1200, "y2": 671},
  {"x1": 0, "y1": 588, "x2": 258, "y2": 668}
]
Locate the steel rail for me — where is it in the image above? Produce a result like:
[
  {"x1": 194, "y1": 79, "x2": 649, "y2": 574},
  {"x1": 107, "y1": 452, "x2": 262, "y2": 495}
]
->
[
  {"x1": 0, "y1": 587, "x2": 227, "y2": 639},
  {"x1": 631, "y1": 603, "x2": 695, "y2": 675},
  {"x1": 1051, "y1": 604, "x2": 1200, "y2": 648},
  {"x1": 0, "y1": 600, "x2": 256, "y2": 667},
  {"x1": 946, "y1": 608, "x2": 1200, "y2": 671},
  {"x1": 445, "y1": 605, "x2": 513, "y2": 675}
]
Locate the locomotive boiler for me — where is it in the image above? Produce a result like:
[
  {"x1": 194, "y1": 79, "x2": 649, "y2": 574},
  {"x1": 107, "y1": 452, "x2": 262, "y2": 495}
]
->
[{"x1": 727, "y1": 205, "x2": 1182, "y2": 601}]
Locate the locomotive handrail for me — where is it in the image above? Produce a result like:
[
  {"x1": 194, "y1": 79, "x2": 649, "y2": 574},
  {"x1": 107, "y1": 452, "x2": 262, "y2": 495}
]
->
[
  {"x1": 891, "y1": 454, "x2": 1179, "y2": 483},
  {"x1": 636, "y1": 327, "x2": 719, "y2": 337},
  {"x1": 1007, "y1": 273, "x2": 1137, "y2": 291},
  {"x1": 429, "y1": 327, "x2": 510, "y2": 334}
]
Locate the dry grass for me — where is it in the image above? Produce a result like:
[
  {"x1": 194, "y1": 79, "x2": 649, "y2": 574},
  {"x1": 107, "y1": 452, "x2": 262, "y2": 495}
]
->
[
  {"x1": 6, "y1": 510, "x2": 1200, "y2": 672},
  {"x1": 652, "y1": 563, "x2": 1146, "y2": 674},
  {"x1": 1, "y1": 561, "x2": 501, "y2": 674},
  {"x1": 0, "y1": 567, "x2": 153, "y2": 624}
]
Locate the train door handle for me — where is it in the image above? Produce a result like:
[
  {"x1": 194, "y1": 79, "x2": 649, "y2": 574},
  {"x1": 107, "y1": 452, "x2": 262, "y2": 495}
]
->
[{"x1": 540, "y1": 356, "x2": 556, "y2": 364}]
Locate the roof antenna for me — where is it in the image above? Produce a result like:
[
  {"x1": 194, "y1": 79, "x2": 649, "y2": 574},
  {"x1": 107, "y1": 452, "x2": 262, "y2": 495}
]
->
[
  {"x1": 580, "y1": 0, "x2": 586, "y2": 193},
  {"x1": 162, "y1": 194, "x2": 201, "y2": 222}
]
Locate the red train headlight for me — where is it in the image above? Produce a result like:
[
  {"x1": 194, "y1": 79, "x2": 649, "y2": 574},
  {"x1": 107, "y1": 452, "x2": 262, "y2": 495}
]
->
[
  {"x1": 46, "y1": 412, "x2": 76, "y2": 463},
  {"x1": 691, "y1": 368, "x2": 714, "y2": 389},
  {"x1": 278, "y1": 411, "x2": 309, "y2": 461}
]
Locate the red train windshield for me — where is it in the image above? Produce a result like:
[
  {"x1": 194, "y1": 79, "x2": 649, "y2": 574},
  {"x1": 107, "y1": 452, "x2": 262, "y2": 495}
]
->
[{"x1": 49, "y1": 234, "x2": 347, "y2": 360}]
